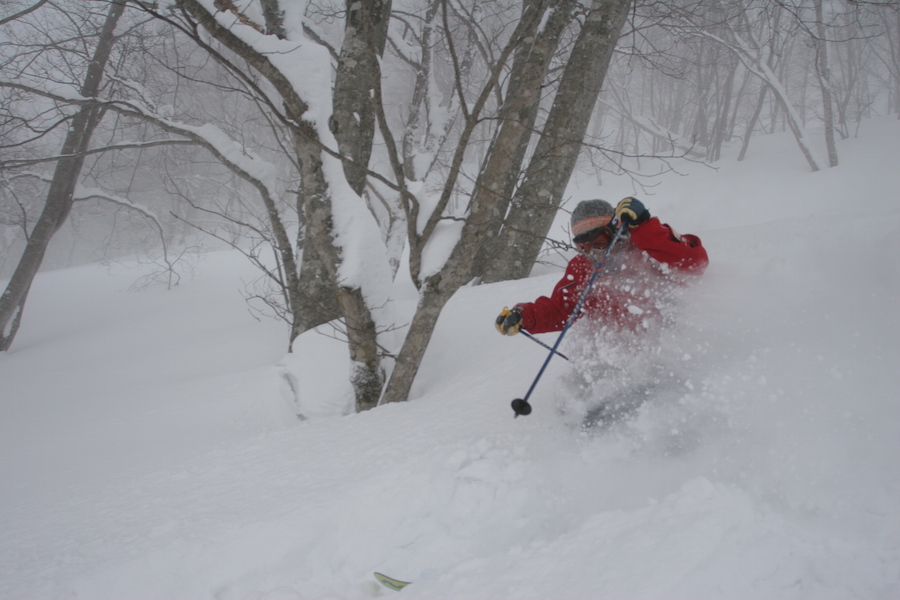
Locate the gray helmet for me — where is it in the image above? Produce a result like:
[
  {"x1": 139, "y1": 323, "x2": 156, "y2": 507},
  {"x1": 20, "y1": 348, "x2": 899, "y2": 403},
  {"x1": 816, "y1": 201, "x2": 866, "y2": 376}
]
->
[{"x1": 571, "y1": 199, "x2": 614, "y2": 243}]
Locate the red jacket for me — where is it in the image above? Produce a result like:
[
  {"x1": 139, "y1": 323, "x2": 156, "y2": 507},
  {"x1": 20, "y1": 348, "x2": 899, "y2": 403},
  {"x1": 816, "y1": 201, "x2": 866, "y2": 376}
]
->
[{"x1": 517, "y1": 217, "x2": 708, "y2": 334}]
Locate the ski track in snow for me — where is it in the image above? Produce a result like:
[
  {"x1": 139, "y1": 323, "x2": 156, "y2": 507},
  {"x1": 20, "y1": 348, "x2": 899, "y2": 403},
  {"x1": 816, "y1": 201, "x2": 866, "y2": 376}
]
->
[{"x1": 1, "y1": 121, "x2": 899, "y2": 599}]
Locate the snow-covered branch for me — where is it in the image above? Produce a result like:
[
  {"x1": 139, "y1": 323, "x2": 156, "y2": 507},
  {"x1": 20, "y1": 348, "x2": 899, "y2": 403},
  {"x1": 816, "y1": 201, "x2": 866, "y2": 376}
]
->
[{"x1": 73, "y1": 185, "x2": 180, "y2": 288}]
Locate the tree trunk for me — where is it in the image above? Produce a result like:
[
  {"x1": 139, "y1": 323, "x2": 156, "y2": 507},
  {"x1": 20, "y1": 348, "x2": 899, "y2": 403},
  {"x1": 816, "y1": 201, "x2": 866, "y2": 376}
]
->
[
  {"x1": 330, "y1": 0, "x2": 393, "y2": 195},
  {"x1": 468, "y1": 0, "x2": 576, "y2": 281},
  {"x1": 259, "y1": 0, "x2": 286, "y2": 38},
  {"x1": 738, "y1": 82, "x2": 767, "y2": 162},
  {"x1": 480, "y1": 0, "x2": 632, "y2": 284},
  {"x1": 288, "y1": 0, "x2": 394, "y2": 345},
  {"x1": 0, "y1": 0, "x2": 125, "y2": 351},
  {"x1": 400, "y1": 0, "x2": 440, "y2": 182},
  {"x1": 290, "y1": 240, "x2": 342, "y2": 341},
  {"x1": 693, "y1": 46, "x2": 711, "y2": 150},
  {"x1": 328, "y1": 0, "x2": 392, "y2": 410},
  {"x1": 293, "y1": 124, "x2": 385, "y2": 411},
  {"x1": 709, "y1": 54, "x2": 736, "y2": 162},
  {"x1": 814, "y1": 0, "x2": 838, "y2": 168},
  {"x1": 893, "y1": 8, "x2": 900, "y2": 118}
]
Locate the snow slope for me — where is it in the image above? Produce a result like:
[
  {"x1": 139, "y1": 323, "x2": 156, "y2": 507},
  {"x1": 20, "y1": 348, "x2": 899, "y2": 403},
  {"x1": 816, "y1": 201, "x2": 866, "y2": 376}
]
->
[{"x1": 1, "y1": 120, "x2": 898, "y2": 599}]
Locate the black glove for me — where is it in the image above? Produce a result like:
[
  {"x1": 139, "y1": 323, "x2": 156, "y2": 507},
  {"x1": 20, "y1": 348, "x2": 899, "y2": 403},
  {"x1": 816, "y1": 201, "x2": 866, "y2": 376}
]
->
[
  {"x1": 615, "y1": 197, "x2": 650, "y2": 229},
  {"x1": 495, "y1": 306, "x2": 523, "y2": 336}
]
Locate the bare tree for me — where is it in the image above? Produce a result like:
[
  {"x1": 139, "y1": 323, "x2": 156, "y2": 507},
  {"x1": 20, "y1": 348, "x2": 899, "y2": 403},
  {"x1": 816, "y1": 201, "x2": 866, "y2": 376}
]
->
[
  {"x1": 878, "y1": 4, "x2": 900, "y2": 117},
  {"x1": 0, "y1": 0, "x2": 50, "y2": 26},
  {"x1": 379, "y1": 0, "x2": 556, "y2": 404},
  {"x1": 667, "y1": 0, "x2": 823, "y2": 171},
  {"x1": 478, "y1": 0, "x2": 633, "y2": 284},
  {"x1": 467, "y1": 0, "x2": 579, "y2": 281},
  {"x1": 1, "y1": 0, "x2": 294, "y2": 349},
  {"x1": 139, "y1": 0, "x2": 606, "y2": 409},
  {"x1": 375, "y1": 0, "x2": 630, "y2": 403},
  {"x1": 392, "y1": 0, "x2": 446, "y2": 182},
  {"x1": 159, "y1": 0, "x2": 399, "y2": 411},
  {"x1": 0, "y1": 0, "x2": 126, "y2": 350}
]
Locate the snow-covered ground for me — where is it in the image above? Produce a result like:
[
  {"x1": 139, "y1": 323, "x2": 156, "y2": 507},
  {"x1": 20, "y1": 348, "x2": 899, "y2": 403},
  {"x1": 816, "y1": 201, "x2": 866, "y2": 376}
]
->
[{"x1": 2, "y1": 120, "x2": 898, "y2": 599}]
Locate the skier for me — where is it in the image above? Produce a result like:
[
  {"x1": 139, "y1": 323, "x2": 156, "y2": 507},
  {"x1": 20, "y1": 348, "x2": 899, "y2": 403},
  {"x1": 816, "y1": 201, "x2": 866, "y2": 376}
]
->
[{"x1": 495, "y1": 197, "x2": 708, "y2": 337}]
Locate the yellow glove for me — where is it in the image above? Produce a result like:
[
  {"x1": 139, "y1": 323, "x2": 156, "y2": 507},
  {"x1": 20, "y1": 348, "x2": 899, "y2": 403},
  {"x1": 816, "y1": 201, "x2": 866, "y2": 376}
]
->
[
  {"x1": 615, "y1": 197, "x2": 650, "y2": 229},
  {"x1": 495, "y1": 306, "x2": 523, "y2": 336}
]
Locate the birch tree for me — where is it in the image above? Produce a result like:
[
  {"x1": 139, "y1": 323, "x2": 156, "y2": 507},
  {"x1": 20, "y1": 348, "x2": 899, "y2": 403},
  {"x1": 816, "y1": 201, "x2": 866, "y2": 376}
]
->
[
  {"x1": 477, "y1": 0, "x2": 633, "y2": 284},
  {"x1": 132, "y1": 0, "x2": 607, "y2": 409},
  {"x1": 379, "y1": 0, "x2": 559, "y2": 404}
]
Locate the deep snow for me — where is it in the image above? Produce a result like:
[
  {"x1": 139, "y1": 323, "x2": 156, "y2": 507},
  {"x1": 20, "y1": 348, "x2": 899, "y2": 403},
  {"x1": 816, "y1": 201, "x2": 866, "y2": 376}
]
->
[{"x1": 1, "y1": 120, "x2": 899, "y2": 599}]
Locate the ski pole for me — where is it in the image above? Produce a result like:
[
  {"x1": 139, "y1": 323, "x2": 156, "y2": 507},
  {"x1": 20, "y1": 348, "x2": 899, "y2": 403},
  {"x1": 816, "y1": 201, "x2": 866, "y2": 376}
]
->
[
  {"x1": 511, "y1": 223, "x2": 627, "y2": 418},
  {"x1": 521, "y1": 330, "x2": 569, "y2": 361}
]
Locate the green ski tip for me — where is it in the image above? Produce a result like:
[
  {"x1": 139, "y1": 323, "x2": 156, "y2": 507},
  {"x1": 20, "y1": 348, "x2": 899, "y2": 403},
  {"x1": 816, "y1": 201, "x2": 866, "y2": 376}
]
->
[{"x1": 374, "y1": 572, "x2": 412, "y2": 591}]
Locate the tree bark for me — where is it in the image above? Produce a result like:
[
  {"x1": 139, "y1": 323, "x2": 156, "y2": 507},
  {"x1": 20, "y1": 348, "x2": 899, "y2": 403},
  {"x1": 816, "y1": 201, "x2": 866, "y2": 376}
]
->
[
  {"x1": 400, "y1": 0, "x2": 440, "y2": 182},
  {"x1": 468, "y1": 0, "x2": 577, "y2": 282},
  {"x1": 320, "y1": 0, "x2": 392, "y2": 409},
  {"x1": 293, "y1": 124, "x2": 384, "y2": 411},
  {"x1": 814, "y1": 0, "x2": 838, "y2": 168},
  {"x1": 259, "y1": 0, "x2": 286, "y2": 38},
  {"x1": 287, "y1": 0, "x2": 374, "y2": 341},
  {"x1": 0, "y1": 0, "x2": 125, "y2": 351},
  {"x1": 330, "y1": 0, "x2": 393, "y2": 195},
  {"x1": 291, "y1": 237, "x2": 341, "y2": 340},
  {"x1": 480, "y1": 0, "x2": 632, "y2": 284},
  {"x1": 709, "y1": 53, "x2": 736, "y2": 162},
  {"x1": 738, "y1": 82, "x2": 767, "y2": 162}
]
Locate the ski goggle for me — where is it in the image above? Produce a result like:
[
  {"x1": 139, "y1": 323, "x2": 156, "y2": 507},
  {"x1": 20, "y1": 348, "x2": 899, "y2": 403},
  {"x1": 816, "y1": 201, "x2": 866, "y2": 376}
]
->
[{"x1": 573, "y1": 216, "x2": 614, "y2": 247}]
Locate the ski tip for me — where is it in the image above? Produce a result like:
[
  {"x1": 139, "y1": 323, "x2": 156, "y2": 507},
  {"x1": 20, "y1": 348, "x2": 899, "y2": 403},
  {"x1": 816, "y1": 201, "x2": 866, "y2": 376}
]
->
[{"x1": 374, "y1": 572, "x2": 412, "y2": 591}]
